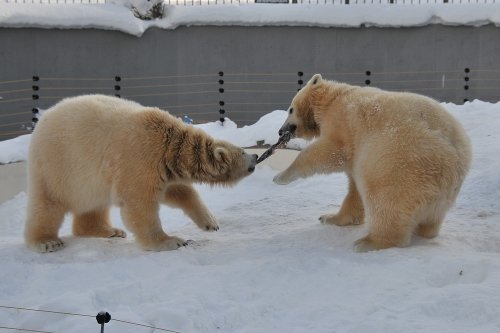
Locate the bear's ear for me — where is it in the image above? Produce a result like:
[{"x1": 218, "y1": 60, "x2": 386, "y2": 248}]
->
[
  {"x1": 214, "y1": 147, "x2": 229, "y2": 161},
  {"x1": 308, "y1": 74, "x2": 323, "y2": 86}
]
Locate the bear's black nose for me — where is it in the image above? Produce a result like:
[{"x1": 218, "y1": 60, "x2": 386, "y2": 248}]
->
[
  {"x1": 279, "y1": 129, "x2": 283, "y2": 136},
  {"x1": 248, "y1": 166, "x2": 255, "y2": 173}
]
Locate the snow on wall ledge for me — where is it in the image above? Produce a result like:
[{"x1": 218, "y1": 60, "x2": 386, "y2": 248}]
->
[{"x1": 1, "y1": 3, "x2": 500, "y2": 37}]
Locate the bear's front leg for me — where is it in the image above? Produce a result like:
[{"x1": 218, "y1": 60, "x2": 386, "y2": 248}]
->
[
  {"x1": 120, "y1": 202, "x2": 187, "y2": 251},
  {"x1": 273, "y1": 140, "x2": 338, "y2": 185},
  {"x1": 162, "y1": 184, "x2": 219, "y2": 231},
  {"x1": 319, "y1": 175, "x2": 365, "y2": 226}
]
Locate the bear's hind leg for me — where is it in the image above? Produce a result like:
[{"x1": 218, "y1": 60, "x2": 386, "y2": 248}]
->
[
  {"x1": 72, "y1": 207, "x2": 126, "y2": 238},
  {"x1": 354, "y1": 208, "x2": 415, "y2": 252},
  {"x1": 162, "y1": 184, "x2": 219, "y2": 231},
  {"x1": 25, "y1": 194, "x2": 66, "y2": 253},
  {"x1": 320, "y1": 176, "x2": 364, "y2": 226},
  {"x1": 120, "y1": 202, "x2": 187, "y2": 251},
  {"x1": 415, "y1": 201, "x2": 448, "y2": 239}
]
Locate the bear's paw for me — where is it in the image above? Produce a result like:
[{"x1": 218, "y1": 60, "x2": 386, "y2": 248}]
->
[{"x1": 30, "y1": 238, "x2": 65, "y2": 253}]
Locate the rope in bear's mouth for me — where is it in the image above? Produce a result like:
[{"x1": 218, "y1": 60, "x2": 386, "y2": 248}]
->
[{"x1": 256, "y1": 130, "x2": 293, "y2": 164}]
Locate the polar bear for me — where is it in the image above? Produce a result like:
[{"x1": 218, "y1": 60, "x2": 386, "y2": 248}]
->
[
  {"x1": 274, "y1": 74, "x2": 472, "y2": 252},
  {"x1": 25, "y1": 94, "x2": 257, "y2": 253}
]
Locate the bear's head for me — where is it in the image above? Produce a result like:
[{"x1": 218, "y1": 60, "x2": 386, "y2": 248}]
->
[
  {"x1": 278, "y1": 73, "x2": 324, "y2": 140},
  {"x1": 181, "y1": 135, "x2": 258, "y2": 186},
  {"x1": 209, "y1": 140, "x2": 258, "y2": 185}
]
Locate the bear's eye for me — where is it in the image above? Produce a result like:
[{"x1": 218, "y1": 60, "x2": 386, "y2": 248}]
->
[{"x1": 289, "y1": 108, "x2": 294, "y2": 115}]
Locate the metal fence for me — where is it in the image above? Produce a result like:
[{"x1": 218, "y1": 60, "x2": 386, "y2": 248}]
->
[{"x1": 1, "y1": 67, "x2": 498, "y2": 141}]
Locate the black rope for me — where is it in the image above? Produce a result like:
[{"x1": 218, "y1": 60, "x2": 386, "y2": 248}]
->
[{"x1": 0, "y1": 305, "x2": 181, "y2": 333}]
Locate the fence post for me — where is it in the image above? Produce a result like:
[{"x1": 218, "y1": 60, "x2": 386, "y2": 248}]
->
[
  {"x1": 218, "y1": 71, "x2": 225, "y2": 125},
  {"x1": 463, "y1": 68, "x2": 470, "y2": 103},
  {"x1": 96, "y1": 311, "x2": 111, "y2": 333},
  {"x1": 114, "y1": 76, "x2": 121, "y2": 98},
  {"x1": 297, "y1": 71, "x2": 304, "y2": 91},
  {"x1": 365, "y1": 70, "x2": 371, "y2": 86},
  {"x1": 32, "y1": 75, "x2": 40, "y2": 131}
]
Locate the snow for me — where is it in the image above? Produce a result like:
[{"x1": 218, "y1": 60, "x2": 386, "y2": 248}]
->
[
  {"x1": 1, "y1": 2, "x2": 500, "y2": 36},
  {"x1": 0, "y1": 100, "x2": 500, "y2": 332}
]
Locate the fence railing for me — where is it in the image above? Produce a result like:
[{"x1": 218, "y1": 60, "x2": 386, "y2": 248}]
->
[
  {"x1": 1, "y1": 67, "x2": 499, "y2": 141},
  {"x1": 1, "y1": 0, "x2": 498, "y2": 4}
]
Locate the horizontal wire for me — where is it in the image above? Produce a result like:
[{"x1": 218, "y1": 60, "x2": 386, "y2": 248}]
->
[
  {"x1": 158, "y1": 103, "x2": 218, "y2": 109},
  {"x1": 223, "y1": 81, "x2": 298, "y2": 85},
  {"x1": 224, "y1": 90, "x2": 296, "y2": 93},
  {"x1": 0, "y1": 326, "x2": 52, "y2": 333},
  {"x1": 40, "y1": 87, "x2": 113, "y2": 91},
  {"x1": 122, "y1": 91, "x2": 217, "y2": 98},
  {"x1": 226, "y1": 102, "x2": 289, "y2": 105},
  {"x1": 0, "y1": 131, "x2": 31, "y2": 137},
  {"x1": 0, "y1": 98, "x2": 33, "y2": 104},
  {"x1": 0, "y1": 79, "x2": 31, "y2": 85},
  {"x1": 0, "y1": 121, "x2": 30, "y2": 128},
  {"x1": 122, "y1": 74, "x2": 214, "y2": 80},
  {"x1": 41, "y1": 77, "x2": 113, "y2": 81},
  {"x1": 112, "y1": 318, "x2": 181, "y2": 333},
  {"x1": 222, "y1": 72, "x2": 297, "y2": 76},
  {"x1": 122, "y1": 82, "x2": 214, "y2": 89},
  {"x1": 0, "y1": 111, "x2": 32, "y2": 118},
  {"x1": 0, "y1": 89, "x2": 33, "y2": 95},
  {"x1": 0, "y1": 305, "x2": 181, "y2": 333}
]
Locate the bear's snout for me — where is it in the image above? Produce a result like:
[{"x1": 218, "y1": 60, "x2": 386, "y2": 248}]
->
[
  {"x1": 279, "y1": 124, "x2": 297, "y2": 136},
  {"x1": 248, "y1": 154, "x2": 258, "y2": 173}
]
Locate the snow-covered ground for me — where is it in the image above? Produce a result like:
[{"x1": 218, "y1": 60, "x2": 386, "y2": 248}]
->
[
  {"x1": 1, "y1": 2, "x2": 500, "y2": 36},
  {"x1": 0, "y1": 100, "x2": 499, "y2": 333}
]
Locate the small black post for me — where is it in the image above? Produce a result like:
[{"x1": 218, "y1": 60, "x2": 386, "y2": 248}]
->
[
  {"x1": 365, "y1": 70, "x2": 371, "y2": 86},
  {"x1": 96, "y1": 311, "x2": 111, "y2": 333},
  {"x1": 114, "y1": 76, "x2": 121, "y2": 98},
  {"x1": 297, "y1": 71, "x2": 304, "y2": 91},
  {"x1": 218, "y1": 71, "x2": 225, "y2": 125},
  {"x1": 463, "y1": 68, "x2": 470, "y2": 103},
  {"x1": 32, "y1": 75, "x2": 40, "y2": 130}
]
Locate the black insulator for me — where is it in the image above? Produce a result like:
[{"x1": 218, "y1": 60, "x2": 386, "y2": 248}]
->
[
  {"x1": 464, "y1": 85, "x2": 469, "y2": 90},
  {"x1": 464, "y1": 68, "x2": 470, "y2": 73},
  {"x1": 32, "y1": 94, "x2": 39, "y2": 100},
  {"x1": 96, "y1": 311, "x2": 111, "y2": 324},
  {"x1": 365, "y1": 79, "x2": 371, "y2": 85},
  {"x1": 32, "y1": 108, "x2": 39, "y2": 113},
  {"x1": 114, "y1": 85, "x2": 121, "y2": 91},
  {"x1": 219, "y1": 101, "x2": 225, "y2": 106},
  {"x1": 219, "y1": 117, "x2": 225, "y2": 122},
  {"x1": 218, "y1": 71, "x2": 224, "y2": 77},
  {"x1": 298, "y1": 71, "x2": 303, "y2": 76},
  {"x1": 365, "y1": 70, "x2": 371, "y2": 76},
  {"x1": 298, "y1": 79, "x2": 303, "y2": 85},
  {"x1": 219, "y1": 88, "x2": 224, "y2": 93},
  {"x1": 219, "y1": 109, "x2": 225, "y2": 114},
  {"x1": 464, "y1": 77, "x2": 469, "y2": 82},
  {"x1": 32, "y1": 76, "x2": 39, "y2": 81},
  {"x1": 218, "y1": 79, "x2": 224, "y2": 85},
  {"x1": 32, "y1": 117, "x2": 38, "y2": 123},
  {"x1": 115, "y1": 76, "x2": 121, "y2": 82},
  {"x1": 464, "y1": 98, "x2": 469, "y2": 103},
  {"x1": 32, "y1": 85, "x2": 39, "y2": 91}
]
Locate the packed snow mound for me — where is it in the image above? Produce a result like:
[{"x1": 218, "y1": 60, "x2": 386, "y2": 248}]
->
[{"x1": 1, "y1": 3, "x2": 500, "y2": 36}]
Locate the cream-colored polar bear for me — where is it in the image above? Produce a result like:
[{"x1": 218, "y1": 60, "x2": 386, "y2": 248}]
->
[
  {"x1": 25, "y1": 94, "x2": 257, "y2": 253},
  {"x1": 274, "y1": 74, "x2": 472, "y2": 252}
]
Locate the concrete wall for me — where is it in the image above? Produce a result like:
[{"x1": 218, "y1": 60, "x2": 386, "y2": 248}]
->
[{"x1": 1, "y1": 24, "x2": 500, "y2": 140}]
